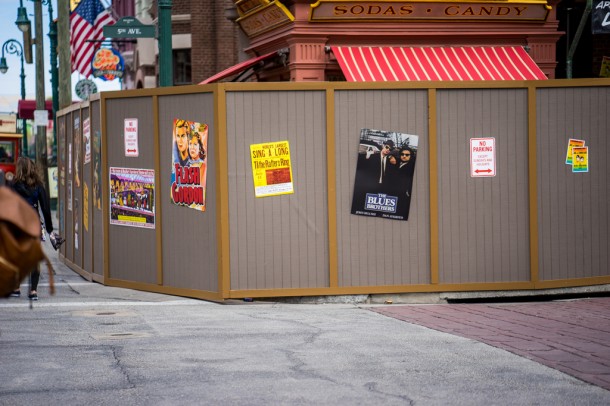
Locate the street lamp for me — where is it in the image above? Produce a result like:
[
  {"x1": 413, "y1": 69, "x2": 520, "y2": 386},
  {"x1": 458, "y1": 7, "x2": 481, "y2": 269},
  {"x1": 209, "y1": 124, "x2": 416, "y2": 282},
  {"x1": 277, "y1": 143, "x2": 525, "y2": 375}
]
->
[
  {"x1": 0, "y1": 39, "x2": 28, "y2": 156},
  {"x1": 16, "y1": 1, "x2": 31, "y2": 33},
  {"x1": 16, "y1": 0, "x2": 33, "y2": 64}
]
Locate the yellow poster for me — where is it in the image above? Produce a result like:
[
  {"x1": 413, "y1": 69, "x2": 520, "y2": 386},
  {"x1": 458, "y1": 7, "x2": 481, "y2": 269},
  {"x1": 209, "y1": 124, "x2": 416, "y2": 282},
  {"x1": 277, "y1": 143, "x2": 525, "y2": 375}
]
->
[
  {"x1": 600, "y1": 56, "x2": 610, "y2": 78},
  {"x1": 250, "y1": 140, "x2": 294, "y2": 197},
  {"x1": 83, "y1": 182, "x2": 89, "y2": 231},
  {"x1": 565, "y1": 138, "x2": 585, "y2": 165},
  {"x1": 572, "y1": 146, "x2": 589, "y2": 173}
]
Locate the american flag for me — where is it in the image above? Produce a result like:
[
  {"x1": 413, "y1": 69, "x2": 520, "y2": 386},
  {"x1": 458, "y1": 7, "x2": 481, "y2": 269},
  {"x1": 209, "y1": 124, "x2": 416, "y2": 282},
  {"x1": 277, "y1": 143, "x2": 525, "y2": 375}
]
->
[{"x1": 70, "y1": 0, "x2": 115, "y2": 78}]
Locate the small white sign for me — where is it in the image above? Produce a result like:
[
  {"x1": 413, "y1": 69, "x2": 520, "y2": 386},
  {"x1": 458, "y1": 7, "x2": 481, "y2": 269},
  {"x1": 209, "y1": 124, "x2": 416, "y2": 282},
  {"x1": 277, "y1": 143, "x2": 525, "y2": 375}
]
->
[
  {"x1": 470, "y1": 137, "x2": 496, "y2": 177},
  {"x1": 124, "y1": 118, "x2": 139, "y2": 157},
  {"x1": 34, "y1": 110, "x2": 48, "y2": 127}
]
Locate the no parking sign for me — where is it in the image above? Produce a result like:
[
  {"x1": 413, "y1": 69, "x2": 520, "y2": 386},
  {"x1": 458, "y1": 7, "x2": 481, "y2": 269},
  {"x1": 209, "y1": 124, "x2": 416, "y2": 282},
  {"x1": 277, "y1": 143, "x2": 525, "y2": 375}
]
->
[{"x1": 470, "y1": 137, "x2": 496, "y2": 177}]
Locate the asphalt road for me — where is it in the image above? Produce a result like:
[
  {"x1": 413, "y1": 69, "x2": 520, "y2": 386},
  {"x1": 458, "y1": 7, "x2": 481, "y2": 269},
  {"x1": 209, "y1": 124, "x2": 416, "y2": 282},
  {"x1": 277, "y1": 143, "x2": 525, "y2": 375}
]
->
[{"x1": 2, "y1": 244, "x2": 610, "y2": 405}]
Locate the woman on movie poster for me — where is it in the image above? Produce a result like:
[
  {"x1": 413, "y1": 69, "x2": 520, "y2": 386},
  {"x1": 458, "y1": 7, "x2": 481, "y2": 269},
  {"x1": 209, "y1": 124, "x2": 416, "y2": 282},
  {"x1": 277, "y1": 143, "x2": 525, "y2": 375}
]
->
[
  {"x1": 351, "y1": 128, "x2": 418, "y2": 221},
  {"x1": 170, "y1": 118, "x2": 208, "y2": 212}
]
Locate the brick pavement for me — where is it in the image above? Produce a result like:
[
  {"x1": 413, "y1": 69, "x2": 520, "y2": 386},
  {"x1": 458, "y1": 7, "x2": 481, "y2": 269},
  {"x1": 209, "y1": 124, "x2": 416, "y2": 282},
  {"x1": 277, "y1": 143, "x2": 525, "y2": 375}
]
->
[{"x1": 371, "y1": 297, "x2": 610, "y2": 391}]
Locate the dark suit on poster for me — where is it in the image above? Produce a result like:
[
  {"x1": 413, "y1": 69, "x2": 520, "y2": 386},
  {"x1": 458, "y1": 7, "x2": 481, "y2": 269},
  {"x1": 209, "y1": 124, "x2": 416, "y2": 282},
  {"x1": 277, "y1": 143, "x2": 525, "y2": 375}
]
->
[
  {"x1": 351, "y1": 148, "x2": 394, "y2": 214},
  {"x1": 394, "y1": 153, "x2": 416, "y2": 220}
]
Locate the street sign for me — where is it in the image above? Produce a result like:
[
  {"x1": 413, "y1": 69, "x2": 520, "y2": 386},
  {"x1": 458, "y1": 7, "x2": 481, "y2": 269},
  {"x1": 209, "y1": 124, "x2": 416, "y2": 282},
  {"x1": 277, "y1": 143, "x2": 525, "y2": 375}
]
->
[
  {"x1": 103, "y1": 17, "x2": 156, "y2": 39},
  {"x1": 470, "y1": 137, "x2": 496, "y2": 177},
  {"x1": 34, "y1": 110, "x2": 48, "y2": 127}
]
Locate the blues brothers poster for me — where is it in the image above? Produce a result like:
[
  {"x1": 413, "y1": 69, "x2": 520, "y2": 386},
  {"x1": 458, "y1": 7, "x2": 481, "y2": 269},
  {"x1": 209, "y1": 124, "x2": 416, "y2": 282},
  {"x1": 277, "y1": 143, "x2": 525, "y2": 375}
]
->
[{"x1": 351, "y1": 128, "x2": 418, "y2": 221}]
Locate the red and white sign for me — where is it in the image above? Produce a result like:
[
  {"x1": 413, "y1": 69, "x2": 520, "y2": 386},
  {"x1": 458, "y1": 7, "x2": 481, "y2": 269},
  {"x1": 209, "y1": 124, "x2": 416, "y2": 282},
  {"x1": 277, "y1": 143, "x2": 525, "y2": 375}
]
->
[
  {"x1": 470, "y1": 137, "x2": 496, "y2": 177},
  {"x1": 124, "y1": 118, "x2": 139, "y2": 157}
]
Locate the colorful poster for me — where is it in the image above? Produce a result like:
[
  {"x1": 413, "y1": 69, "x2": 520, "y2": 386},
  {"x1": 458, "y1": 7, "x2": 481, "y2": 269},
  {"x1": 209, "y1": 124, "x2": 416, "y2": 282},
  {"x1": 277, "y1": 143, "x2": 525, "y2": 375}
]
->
[
  {"x1": 110, "y1": 167, "x2": 155, "y2": 229},
  {"x1": 48, "y1": 167, "x2": 58, "y2": 199},
  {"x1": 170, "y1": 118, "x2": 208, "y2": 211},
  {"x1": 600, "y1": 56, "x2": 610, "y2": 78},
  {"x1": 250, "y1": 140, "x2": 294, "y2": 197},
  {"x1": 566, "y1": 139, "x2": 585, "y2": 165},
  {"x1": 572, "y1": 146, "x2": 589, "y2": 173},
  {"x1": 83, "y1": 182, "x2": 89, "y2": 232},
  {"x1": 351, "y1": 128, "x2": 419, "y2": 221},
  {"x1": 93, "y1": 130, "x2": 102, "y2": 210},
  {"x1": 68, "y1": 143, "x2": 72, "y2": 175},
  {"x1": 74, "y1": 116, "x2": 81, "y2": 187},
  {"x1": 59, "y1": 119, "x2": 65, "y2": 187},
  {"x1": 74, "y1": 197, "x2": 79, "y2": 250},
  {"x1": 68, "y1": 180, "x2": 72, "y2": 211},
  {"x1": 83, "y1": 117, "x2": 91, "y2": 164}
]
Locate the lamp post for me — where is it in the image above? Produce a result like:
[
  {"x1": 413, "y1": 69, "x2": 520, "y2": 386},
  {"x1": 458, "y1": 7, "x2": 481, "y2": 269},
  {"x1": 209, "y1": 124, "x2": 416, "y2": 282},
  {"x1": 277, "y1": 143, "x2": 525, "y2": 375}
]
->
[
  {"x1": 0, "y1": 39, "x2": 28, "y2": 156},
  {"x1": 158, "y1": 0, "x2": 173, "y2": 87},
  {"x1": 47, "y1": 0, "x2": 58, "y2": 160}
]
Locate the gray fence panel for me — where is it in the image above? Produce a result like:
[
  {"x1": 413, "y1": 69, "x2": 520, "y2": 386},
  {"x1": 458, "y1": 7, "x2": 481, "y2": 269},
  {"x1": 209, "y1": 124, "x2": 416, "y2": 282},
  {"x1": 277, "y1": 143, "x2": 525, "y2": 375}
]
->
[
  {"x1": 537, "y1": 87, "x2": 610, "y2": 280},
  {"x1": 73, "y1": 109, "x2": 84, "y2": 269},
  {"x1": 334, "y1": 89, "x2": 430, "y2": 287},
  {"x1": 226, "y1": 90, "x2": 329, "y2": 290},
  {"x1": 81, "y1": 107, "x2": 92, "y2": 275},
  {"x1": 90, "y1": 100, "x2": 103, "y2": 277},
  {"x1": 159, "y1": 93, "x2": 218, "y2": 292},
  {"x1": 64, "y1": 112, "x2": 74, "y2": 262},
  {"x1": 437, "y1": 89, "x2": 530, "y2": 284},
  {"x1": 106, "y1": 97, "x2": 157, "y2": 284}
]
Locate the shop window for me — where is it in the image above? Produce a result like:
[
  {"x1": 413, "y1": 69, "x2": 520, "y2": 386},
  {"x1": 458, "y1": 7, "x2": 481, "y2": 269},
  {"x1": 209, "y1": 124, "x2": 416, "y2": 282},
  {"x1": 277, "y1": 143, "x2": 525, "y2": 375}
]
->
[
  {"x1": 173, "y1": 49, "x2": 192, "y2": 85},
  {"x1": 326, "y1": 70, "x2": 346, "y2": 81},
  {"x1": 0, "y1": 141, "x2": 15, "y2": 163}
]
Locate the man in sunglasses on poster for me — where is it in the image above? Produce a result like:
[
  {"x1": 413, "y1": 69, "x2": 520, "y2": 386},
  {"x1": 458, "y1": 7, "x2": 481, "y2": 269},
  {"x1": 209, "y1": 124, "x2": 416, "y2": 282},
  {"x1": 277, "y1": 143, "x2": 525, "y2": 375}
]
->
[{"x1": 395, "y1": 146, "x2": 416, "y2": 220}]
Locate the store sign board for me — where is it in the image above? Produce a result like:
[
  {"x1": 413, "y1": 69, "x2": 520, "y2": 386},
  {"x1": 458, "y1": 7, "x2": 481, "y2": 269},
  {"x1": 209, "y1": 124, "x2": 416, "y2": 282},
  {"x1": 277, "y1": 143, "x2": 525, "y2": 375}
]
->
[
  {"x1": 75, "y1": 79, "x2": 98, "y2": 100},
  {"x1": 592, "y1": 0, "x2": 610, "y2": 34},
  {"x1": 0, "y1": 113, "x2": 18, "y2": 133},
  {"x1": 310, "y1": 1, "x2": 550, "y2": 22},
  {"x1": 237, "y1": 1, "x2": 294, "y2": 37},
  {"x1": 235, "y1": 0, "x2": 269, "y2": 16}
]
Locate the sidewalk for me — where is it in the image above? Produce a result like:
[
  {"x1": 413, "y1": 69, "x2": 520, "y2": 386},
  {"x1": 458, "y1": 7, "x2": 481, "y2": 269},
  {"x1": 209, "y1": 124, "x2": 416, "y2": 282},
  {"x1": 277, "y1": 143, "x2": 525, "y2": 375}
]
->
[
  {"x1": 3, "y1": 243, "x2": 610, "y2": 404},
  {"x1": 372, "y1": 297, "x2": 610, "y2": 391}
]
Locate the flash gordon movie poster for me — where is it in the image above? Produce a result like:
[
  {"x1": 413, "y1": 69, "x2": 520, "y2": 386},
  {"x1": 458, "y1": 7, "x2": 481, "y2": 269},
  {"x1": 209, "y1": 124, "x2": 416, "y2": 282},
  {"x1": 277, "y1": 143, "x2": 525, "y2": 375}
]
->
[
  {"x1": 110, "y1": 167, "x2": 155, "y2": 229},
  {"x1": 171, "y1": 118, "x2": 208, "y2": 211},
  {"x1": 351, "y1": 128, "x2": 419, "y2": 221}
]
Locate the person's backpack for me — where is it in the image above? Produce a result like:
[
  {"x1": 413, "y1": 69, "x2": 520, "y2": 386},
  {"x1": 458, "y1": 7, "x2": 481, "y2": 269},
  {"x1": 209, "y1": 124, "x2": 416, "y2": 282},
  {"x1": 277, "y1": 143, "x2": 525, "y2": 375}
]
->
[{"x1": 0, "y1": 186, "x2": 55, "y2": 297}]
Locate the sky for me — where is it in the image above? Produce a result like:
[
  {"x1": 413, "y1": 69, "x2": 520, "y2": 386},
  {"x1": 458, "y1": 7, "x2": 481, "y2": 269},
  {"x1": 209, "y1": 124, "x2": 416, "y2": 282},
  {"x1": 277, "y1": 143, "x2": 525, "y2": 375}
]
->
[{"x1": 0, "y1": 0, "x2": 120, "y2": 113}]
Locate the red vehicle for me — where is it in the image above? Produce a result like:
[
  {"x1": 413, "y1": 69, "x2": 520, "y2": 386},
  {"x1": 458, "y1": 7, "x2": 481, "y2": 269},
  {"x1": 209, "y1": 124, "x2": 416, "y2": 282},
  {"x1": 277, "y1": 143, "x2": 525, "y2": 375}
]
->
[{"x1": 0, "y1": 132, "x2": 22, "y2": 184}]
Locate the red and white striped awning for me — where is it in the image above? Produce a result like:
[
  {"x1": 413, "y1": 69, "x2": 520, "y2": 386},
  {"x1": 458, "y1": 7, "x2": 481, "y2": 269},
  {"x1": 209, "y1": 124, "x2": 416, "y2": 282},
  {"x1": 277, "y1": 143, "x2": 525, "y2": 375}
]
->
[{"x1": 331, "y1": 46, "x2": 547, "y2": 82}]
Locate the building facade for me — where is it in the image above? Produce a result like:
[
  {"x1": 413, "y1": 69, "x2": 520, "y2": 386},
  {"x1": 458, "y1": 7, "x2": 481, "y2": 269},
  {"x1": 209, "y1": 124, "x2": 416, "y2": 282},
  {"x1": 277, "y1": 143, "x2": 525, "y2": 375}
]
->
[
  {"x1": 114, "y1": 0, "x2": 243, "y2": 88},
  {"x1": 119, "y1": 0, "x2": 608, "y2": 86}
]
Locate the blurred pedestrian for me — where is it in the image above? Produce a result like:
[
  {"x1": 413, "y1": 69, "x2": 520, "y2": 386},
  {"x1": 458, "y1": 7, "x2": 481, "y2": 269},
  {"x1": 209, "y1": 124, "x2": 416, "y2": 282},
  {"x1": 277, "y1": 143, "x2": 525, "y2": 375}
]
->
[{"x1": 9, "y1": 157, "x2": 54, "y2": 300}]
